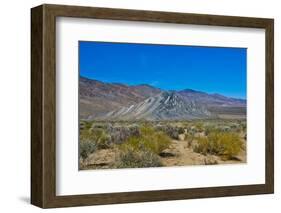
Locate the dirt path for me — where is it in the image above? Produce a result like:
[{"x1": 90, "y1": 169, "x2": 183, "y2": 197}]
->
[
  {"x1": 160, "y1": 136, "x2": 246, "y2": 167},
  {"x1": 81, "y1": 148, "x2": 119, "y2": 170},
  {"x1": 81, "y1": 135, "x2": 246, "y2": 170}
]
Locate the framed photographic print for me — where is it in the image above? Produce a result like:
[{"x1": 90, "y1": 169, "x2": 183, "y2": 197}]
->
[{"x1": 31, "y1": 4, "x2": 274, "y2": 208}]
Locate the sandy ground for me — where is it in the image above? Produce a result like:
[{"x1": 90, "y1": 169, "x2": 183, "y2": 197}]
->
[
  {"x1": 161, "y1": 138, "x2": 246, "y2": 167},
  {"x1": 81, "y1": 134, "x2": 246, "y2": 170}
]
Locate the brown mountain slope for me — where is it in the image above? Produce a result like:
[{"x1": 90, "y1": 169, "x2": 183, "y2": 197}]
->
[
  {"x1": 100, "y1": 92, "x2": 213, "y2": 121},
  {"x1": 80, "y1": 77, "x2": 246, "y2": 120},
  {"x1": 79, "y1": 76, "x2": 161, "y2": 119}
]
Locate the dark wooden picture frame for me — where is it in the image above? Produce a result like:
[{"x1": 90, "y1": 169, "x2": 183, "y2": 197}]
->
[{"x1": 31, "y1": 4, "x2": 274, "y2": 208}]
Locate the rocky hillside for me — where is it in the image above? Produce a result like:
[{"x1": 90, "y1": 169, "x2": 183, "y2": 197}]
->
[
  {"x1": 178, "y1": 89, "x2": 246, "y2": 107},
  {"x1": 80, "y1": 76, "x2": 246, "y2": 120},
  {"x1": 100, "y1": 92, "x2": 212, "y2": 120},
  {"x1": 80, "y1": 76, "x2": 161, "y2": 119}
]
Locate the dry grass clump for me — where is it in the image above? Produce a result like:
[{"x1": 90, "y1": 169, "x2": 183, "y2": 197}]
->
[
  {"x1": 155, "y1": 125, "x2": 185, "y2": 140},
  {"x1": 116, "y1": 144, "x2": 162, "y2": 168},
  {"x1": 116, "y1": 124, "x2": 172, "y2": 168},
  {"x1": 79, "y1": 124, "x2": 112, "y2": 160},
  {"x1": 89, "y1": 128, "x2": 111, "y2": 149},
  {"x1": 106, "y1": 124, "x2": 140, "y2": 144},
  {"x1": 79, "y1": 140, "x2": 97, "y2": 160},
  {"x1": 80, "y1": 127, "x2": 111, "y2": 150},
  {"x1": 119, "y1": 124, "x2": 171, "y2": 155},
  {"x1": 139, "y1": 124, "x2": 171, "y2": 154},
  {"x1": 194, "y1": 132, "x2": 243, "y2": 160}
]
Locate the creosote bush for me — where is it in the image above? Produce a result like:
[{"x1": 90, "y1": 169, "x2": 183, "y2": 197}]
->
[
  {"x1": 89, "y1": 128, "x2": 111, "y2": 149},
  {"x1": 194, "y1": 132, "x2": 243, "y2": 160},
  {"x1": 117, "y1": 145, "x2": 162, "y2": 168},
  {"x1": 116, "y1": 124, "x2": 172, "y2": 168},
  {"x1": 155, "y1": 125, "x2": 185, "y2": 140},
  {"x1": 108, "y1": 125, "x2": 140, "y2": 144},
  {"x1": 184, "y1": 132, "x2": 195, "y2": 147},
  {"x1": 79, "y1": 125, "x2": 112, "y2": 160},
  {"x1": 139, "y1": 124, "x2": 171, "y2": 154},
  {"x1": 79, "y1": 140, "x2": 97, "y2": 160}
]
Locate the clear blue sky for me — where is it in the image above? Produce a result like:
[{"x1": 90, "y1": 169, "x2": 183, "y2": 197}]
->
[{"x1": 79, "y1": 41, "x2": 246, "y2": 99}]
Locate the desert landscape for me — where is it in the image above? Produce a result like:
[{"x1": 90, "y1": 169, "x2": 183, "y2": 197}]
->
[{"x1": 79, "y1": 76, "x2": 247, "y2": 170}]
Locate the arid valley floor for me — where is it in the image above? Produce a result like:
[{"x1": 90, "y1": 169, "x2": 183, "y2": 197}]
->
[
  {"x1": 79, "y1": 77, "x2": 247, "y2": 170},
  {"x1": 80, "y1": 120, "x2": 246, "y2": 170}
]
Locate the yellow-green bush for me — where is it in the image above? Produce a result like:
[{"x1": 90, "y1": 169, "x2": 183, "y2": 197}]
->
[
  {"x1": 80, "y1": 127, "x2": 111, "y2": 150},
  {"x1": 117, "y1": 145, "x2": 162, "y2": 168},
  {"x1": 194, "y1": 122, "x2": 204, "y2": 132},
  {"x1": 116, "y1": 124, "x2": 171, "y2": 168},
  {"x1": 150, "y1": 132, "x2": 172, "y2": 154},
  {"x1": 90, "y1": 128, "x2": 111, "y2": 149},
  {"x1": 194, "y1": 132, "x2": 243, "y2": 160},
  {"x1": 184, "y1": 132, "x2": 196, "y2": 147},
  {"x1": 131, "y1": 124, "x2": 172, "y2": 154},
  {"x1": 120, "y1": 132, "x2": 171, "y2": 155},
  {"x1": 79, "y1": 140, "x2": 97, "y2": 160}
]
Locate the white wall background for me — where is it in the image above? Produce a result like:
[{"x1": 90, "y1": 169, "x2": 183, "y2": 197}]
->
[{"x1": 0, "y1": 0, "x2": 279, "y2": 212}]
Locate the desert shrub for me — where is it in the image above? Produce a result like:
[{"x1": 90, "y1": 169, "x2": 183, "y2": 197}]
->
[
  {"x1": 184, "y1": 132, "x2": 195, "y2": 147},
  {"x1": 98, "y1": 133, "x2": 111, "y2": 149},
  {"x1": 120, "y1": 133, "x2": 171, "y2": 155},
  {"x1": 80, "y1": 126, "x2": 111, "y2": 150},
  {"x1": 118, "y1": 124, "x2": 171, "y2": 157},
  {"x1": 217, "y1": 125, "x2": 231, "y2": 132},
  {"x1": 186, "y1": 126, "x2": 196, "y2": 135},
  {"x1": 139, "y1": 125, "x2": 172, "y2": 154},
  {"x1": 116, "y1": 145, "x2": 162, "y2": 168},
  {"x1": 80, "y1": 121, "x2": 93, "y2": 131},
  {"x1": 177, "y1": 126, "x2": 185, "y2": 134},
  {"x1": 204, "y1": 125, "x2": 216, "y2": 136},
  {"x1": 81, "y1": 122, "x2": 141, "y2": 146},
  {"x1": 193, "y1": 137, "x2": 210, "y2": 154},
  {"x1": 107, "y1": 125, "x2": 140, "y2": 144},
  {"x1": 194, "y1": 122, "x2": 204, "y2": 132},
  {"x1": 90, "y1": 128, "x2": 111, "y2": 149},
  {"x1": 151, "y1": 132, "x2": 172, "y2": 153},
  {"x1": 194, "y1": 132, "x2": 243, "y2": 160},
  {"x1": 229, "y1": 123, "x2": 239, "y2": 131},
  {"x1": 155, "y1": 125, "x2": 184, "y2": 140},
  {"x1": 80, "y1": 122, "x2": 85, "y2": 131},
  {"x1": 240, "y1": 122, "x2": 246, "y2": 132},
  {"x1": 204, "y1": 155, "x2": 218, "y2": 165},
  {"x1": 79, "y1": 140, "x2": 97, "y2": 160},
  {"x1": 140, "y1": 123, "x2": 155, "y2": 136}
]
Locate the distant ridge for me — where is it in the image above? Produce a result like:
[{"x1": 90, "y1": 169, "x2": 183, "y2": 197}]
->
[
  {"x1": 99, "y1": 92, "x2": 212, "y2": 121},
  {"x1": 79, "y1": 76, "x2": 246, "y2": 120}
]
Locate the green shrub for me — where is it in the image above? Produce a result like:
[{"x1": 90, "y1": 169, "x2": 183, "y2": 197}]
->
[
  {"x1": 151, "y1": 132, "x2": 172, "y2": 154},
  {"x1": 80, "y1": 127, "x2": 111, "y2": 150},
  {"x1": 90, "y1": 128, "x2": 111, "y2": 149},
  {"x1": 79, "y1": 140, "x2": 97, "y2": 160},
  {"x1": 155, "y1": 125, "x2": 184, "y2": 140},
  {"x1": 240, "y1": 122, "x2": 246, "y2": 132},
  {"x1": 108, "y1": 125, "x2": 140, "y2": 144},
  {"x1": 194, "y1": 122, "x2": 204, "y2": 132},
  {"x1": 80, "y1": 121, "x2": 93, "y2": 131},
  {"x1": 119, "y1": 136, "x2": 145, "y2": 152},
  {"x1": 194, "y1": 132, "x2": 243, "y2": 160},
  {"x1": 194, "y1": 137, "x2": 210, "y2": 154},
  {"x1": 184, "y1": 133, "x2": 195, "y2": 147},
  {"x1": 139, "y1": 124, "x2": 155, "y2": 137},
  {"x1": 204, "y1": 125, "x2": 216, "y2": 136},
  {"x1": 139, "y1": 124, "x2": 171, "y2": 154},
  {"x1": 115, "y1": 124, "x2": 171, "y2": 168},
  {"x1": 120, "y1": 132, "x2": 171, "y2": 155},
  {"x1": 117, "y1": 145, "x2": 162, "y2": 168}
]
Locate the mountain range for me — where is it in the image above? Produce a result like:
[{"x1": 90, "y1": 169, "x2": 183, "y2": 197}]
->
[{"x1": 79, "y1": 76, "x2": 246, "y2": 120}]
